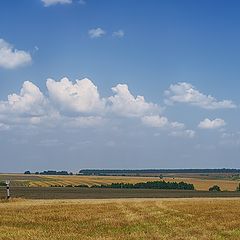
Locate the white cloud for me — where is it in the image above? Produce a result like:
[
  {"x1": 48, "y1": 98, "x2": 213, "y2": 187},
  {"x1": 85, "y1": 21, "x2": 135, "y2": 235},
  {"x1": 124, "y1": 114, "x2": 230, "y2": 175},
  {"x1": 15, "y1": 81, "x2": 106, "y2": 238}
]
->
[
  {"x1": 141, "y1": 115, "x2": 169, "y2": 128},
  {"x1": 165, "y1": 82, "x2": 236, "y2": 109},
  {"x1": 113, "y1": 30, "x2": 125, "y2": 38},
  {"x1": 108, "y1": 84, "x2": 159, "y2": 117},
  {"x1": 88, "y1": 28, "x2": 106, "y2": 38},
  {"x1": 0, "y1": 79, "x2": 161, "y2": 128},
  {"x1": 41, "y1": 0, "x2": 72, "y2": 7},
  {"x1": 0, "y1": 78, "x2": 196, "y2": 135},
  {"x1": 0, "y1": 81, "x2": 48, "y2": 117},
  {"x1": 198, "y1": 118, "x2": 226, "y2": 129},
  {"x1": 142, "y1": 115, "x2": 184, "y2": 129},
  {"x1": 46, "y1": 77, "x2": 105, "y2": 114},
  {"x1": 0, "y1": 39, "x2": 32, "y2": 69},
  {"x1": 142, "y1": 115, "x2": 195, "y2": 138},
  {"x1": 0, "y1": 81, "x2": 59, "y2": 127}
]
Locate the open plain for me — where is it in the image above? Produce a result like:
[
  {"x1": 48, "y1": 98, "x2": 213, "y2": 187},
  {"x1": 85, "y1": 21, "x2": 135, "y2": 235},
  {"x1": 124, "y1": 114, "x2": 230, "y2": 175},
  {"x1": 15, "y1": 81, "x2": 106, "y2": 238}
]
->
[
  {"x1": 1, "y1": 174, "x2": 239, "y2": 191},
  {"x1": 0, "y1": 198, "x2": 240, "y2": 240}
]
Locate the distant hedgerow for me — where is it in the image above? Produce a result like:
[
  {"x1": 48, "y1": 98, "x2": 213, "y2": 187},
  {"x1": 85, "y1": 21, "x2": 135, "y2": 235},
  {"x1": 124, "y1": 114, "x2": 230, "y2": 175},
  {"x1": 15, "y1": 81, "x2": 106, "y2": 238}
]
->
[{"x1": 91, "y1": 180, "x2": 195, "y2": 190}]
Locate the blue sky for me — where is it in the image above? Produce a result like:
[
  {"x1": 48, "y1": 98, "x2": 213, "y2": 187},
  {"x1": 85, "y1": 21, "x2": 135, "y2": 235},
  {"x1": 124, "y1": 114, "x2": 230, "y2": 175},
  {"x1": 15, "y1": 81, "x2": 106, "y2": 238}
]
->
[{"x1": 0, "y1": 0, "x2": 240, "y2": 172}]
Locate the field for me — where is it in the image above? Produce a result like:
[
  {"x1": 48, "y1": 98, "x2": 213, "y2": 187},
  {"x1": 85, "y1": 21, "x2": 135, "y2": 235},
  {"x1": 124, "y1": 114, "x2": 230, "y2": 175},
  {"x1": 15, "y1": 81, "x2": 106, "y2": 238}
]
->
[
  {"x1": 1, "y1": 187, "x2": 240, "y2": 199},
  {"x1": 1, "y1": 174, "x2": 240, "y2": 191},
  {"x1": 1, "y1": 173, "x2": 240, "y2": 239},
  {"x1": 0, "y1": 198, "x2": 240, "y2": 240}
]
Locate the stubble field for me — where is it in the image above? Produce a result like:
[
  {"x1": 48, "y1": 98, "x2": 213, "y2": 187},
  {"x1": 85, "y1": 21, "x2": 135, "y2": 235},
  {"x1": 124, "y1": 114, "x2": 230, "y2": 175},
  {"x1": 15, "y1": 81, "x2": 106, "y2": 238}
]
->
[
  {"x1": 1, "y1": 174, "x2": 239, "y2": 191},
  {"x1": 0, "y1": 198, "x2": 240, "y2": 240}
]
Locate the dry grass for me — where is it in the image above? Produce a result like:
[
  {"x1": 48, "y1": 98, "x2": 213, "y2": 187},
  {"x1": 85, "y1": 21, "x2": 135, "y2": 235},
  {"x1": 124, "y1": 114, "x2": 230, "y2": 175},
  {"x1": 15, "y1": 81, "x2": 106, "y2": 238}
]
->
[
  {"x1": 32, "y1": 175, "x2": 240, "y2": 191},
  {"x1": 29, "y1": 175, "x2": 162, "y2": 187},
  {"x1": 164, "y1": 177, "x2": 239, "y2": 191},
  {"x1": 0, "y1": 198, "x2": 239, "y2": 239}
]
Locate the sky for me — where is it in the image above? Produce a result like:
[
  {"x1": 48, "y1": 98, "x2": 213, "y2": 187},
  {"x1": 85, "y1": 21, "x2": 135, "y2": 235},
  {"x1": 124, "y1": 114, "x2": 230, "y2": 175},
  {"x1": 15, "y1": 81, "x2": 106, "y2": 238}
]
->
[{"x1": 0, "y1": 0, "x2": 240, "y2": 172}]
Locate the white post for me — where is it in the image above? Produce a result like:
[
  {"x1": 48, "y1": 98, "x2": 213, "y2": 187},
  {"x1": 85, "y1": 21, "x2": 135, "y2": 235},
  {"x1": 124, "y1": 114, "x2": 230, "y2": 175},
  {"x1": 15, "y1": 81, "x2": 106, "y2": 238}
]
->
[{"x1": 6, "y1": 180, "x2": 10, "y2": 199}]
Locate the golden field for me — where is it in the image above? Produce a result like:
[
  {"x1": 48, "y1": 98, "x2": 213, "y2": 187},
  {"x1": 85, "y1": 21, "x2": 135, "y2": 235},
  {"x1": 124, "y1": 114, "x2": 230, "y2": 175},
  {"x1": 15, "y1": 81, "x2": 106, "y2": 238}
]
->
[
  {"x1": 1, "y1": 174, "x2": 240, "y2": 191},
  {"x1": 15, "y1": 175, "x2": 240, "y2": 191},
  {"x1": 0, "y1": 198, "x2": 240, "y2": 240}
]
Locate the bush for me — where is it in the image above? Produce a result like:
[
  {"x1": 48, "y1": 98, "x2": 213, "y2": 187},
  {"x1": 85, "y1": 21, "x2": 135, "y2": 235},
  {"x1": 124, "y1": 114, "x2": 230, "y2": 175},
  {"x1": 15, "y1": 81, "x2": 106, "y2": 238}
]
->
[
  {"x1": 209, "y1": 185, "x2": 221, "y2": 192},
  {"x1": 75, "y1": 184, "x2": 89, "y2": 188}
]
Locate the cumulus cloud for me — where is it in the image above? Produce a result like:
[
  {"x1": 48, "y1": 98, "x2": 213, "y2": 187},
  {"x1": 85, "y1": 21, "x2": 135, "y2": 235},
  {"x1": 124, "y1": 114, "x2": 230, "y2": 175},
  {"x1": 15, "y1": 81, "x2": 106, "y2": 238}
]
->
[
  {"x1": 47, "y1": 79, "x2": 160, "y2": 118},
  {"x1": 0, "y1": 77, "x2": 195, "y2": 135},
  {"x1": 142, "y1": 115, "x2": 195, "y2": 138},
  {"x1": 165, "y1": 82, "x2": 236, "y2": 109},
  {"x1": 141, "y1": 115, "x2": 184, "y2": 129},
  {"x1": 112, "y1": 30, "x2": 125, "y2": 38},
  {"x1": 41, "y1": 0, "x2": 72, "y2": 7},
  {"x1": 0, "y1": 81, "x2": 48, "y2": 117},
  {"x1": 142, "y1": 115, "x2": 170, "y2": 128},
  {"x1": 0, "y1": 39, "x2": 32, "y2": 69},
  {"x1": 0, "y1": 81, "x2": 59, "y2": 126},
  {"x1": 46, "y1": 77, "x2": 105, "y2": 114},
  {"x1": 0, "y1": 78, "x2": 162, "y2": 128},
  {"x1": 198, "y1": 118, "x2": 226, "y2": 129},
  {"x1": 88, "y1": 28, "x2": 106, "y2": 38},
  {"x1": 108, "y1": 84, "x2": 159, "y2": 117}
]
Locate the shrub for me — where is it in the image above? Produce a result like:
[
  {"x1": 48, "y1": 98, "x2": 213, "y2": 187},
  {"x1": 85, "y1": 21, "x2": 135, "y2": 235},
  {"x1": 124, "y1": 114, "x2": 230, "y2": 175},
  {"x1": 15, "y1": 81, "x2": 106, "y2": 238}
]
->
[
  {"x1": 75, "y1": 184, "x2": 89, "y2": 188},
  {"x1": 209, "y1": 185, "x2": 221, "y2": 192}
]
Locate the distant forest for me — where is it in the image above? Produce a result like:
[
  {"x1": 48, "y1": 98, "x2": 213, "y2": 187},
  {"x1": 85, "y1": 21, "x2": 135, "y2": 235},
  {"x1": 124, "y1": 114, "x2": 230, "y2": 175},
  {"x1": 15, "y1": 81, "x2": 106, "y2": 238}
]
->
[
  {"x1": 24, "y1": 169, "x2": 240, "y2": 176},
  {"x1": 79, "y1": 169, "x2": 240, "y2": 176},
  {"x1": 24, "y1": 170, "x2": 72, "y2": 175}
]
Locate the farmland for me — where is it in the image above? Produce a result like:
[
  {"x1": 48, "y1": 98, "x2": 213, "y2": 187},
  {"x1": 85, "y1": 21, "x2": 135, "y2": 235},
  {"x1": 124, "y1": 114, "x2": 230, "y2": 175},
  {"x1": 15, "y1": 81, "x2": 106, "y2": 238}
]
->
[
  {"x1": 0, "y1": 198, "x2": 240, "y2": 240},
  {"x1": 0, "y1": 173, "x2": 239, "y2": 239},
  {"x1": 1, "y1": 187, "x2": 240, "y2": 199},
  {"x1": 1, "y1": 173, "x2": 239, "y2": 191}
]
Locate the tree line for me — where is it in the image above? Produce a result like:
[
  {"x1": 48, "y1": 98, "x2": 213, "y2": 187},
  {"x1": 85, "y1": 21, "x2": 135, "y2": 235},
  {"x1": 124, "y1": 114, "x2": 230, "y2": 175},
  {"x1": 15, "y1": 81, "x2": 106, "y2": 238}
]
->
[
  {"x1": 87, "y1": 181, "x2": 194, "y2": 190},
  {"x1": 24, "y1": 170, "x2": 73, "y2": 175},
  {"x1": 79, "y1": 168, "x2": 240, "y2": 176}
]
